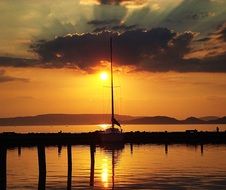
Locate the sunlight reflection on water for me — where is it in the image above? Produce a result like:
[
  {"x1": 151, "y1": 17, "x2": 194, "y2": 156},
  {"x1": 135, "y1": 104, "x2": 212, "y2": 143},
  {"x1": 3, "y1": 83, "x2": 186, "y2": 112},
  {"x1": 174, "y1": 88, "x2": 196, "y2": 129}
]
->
[{"x1": 5, "y1": 144, "x2": 226, "y2": 189}]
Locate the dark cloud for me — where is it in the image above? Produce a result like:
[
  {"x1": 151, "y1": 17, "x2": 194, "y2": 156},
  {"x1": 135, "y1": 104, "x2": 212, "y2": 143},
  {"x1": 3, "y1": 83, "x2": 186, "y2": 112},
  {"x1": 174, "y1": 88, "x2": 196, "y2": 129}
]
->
[
  {"x1": 29, "y1": 27, "x2": 226, "y2": 72},
  {"x1": 97, "y1": 0, "x2": 128, "y2": 5},
  {"x1": 217, "y1": 23, "x2": 226, "y2": 41},
  {"x1": 88, "y1": 19, "x2": 120, "y2": 26},
  {"x1": 92, "y1": 24, "x2": 138, "y2": 33},
  {"x1": 190, "y1": 22, "x2": 226, "y2": 59},
  {"x1": 195, "y1": 37, "x2": 211, "y2": 42},
  {"x1": 30, "y1": 28, "x2": 177, "y2": 71},
  {"x1": 0, "y1": 69, "x2": 29, "y2": 83},
  {"x1": 88, "y1": 19, "x2": 138, "y2": 33},
  {"x1": 0, "y1": 57, "x2": 38, "y2": 67},
  {"x1": 1, "y1": 26, "x2": 225, "y2": 73}
]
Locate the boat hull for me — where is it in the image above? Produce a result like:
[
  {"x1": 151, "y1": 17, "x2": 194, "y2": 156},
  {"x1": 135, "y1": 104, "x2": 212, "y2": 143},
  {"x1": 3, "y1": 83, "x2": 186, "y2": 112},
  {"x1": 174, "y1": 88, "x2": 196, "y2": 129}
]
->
[{"x1": 100, "y1": 133, "x2": 124, "y2": 143}]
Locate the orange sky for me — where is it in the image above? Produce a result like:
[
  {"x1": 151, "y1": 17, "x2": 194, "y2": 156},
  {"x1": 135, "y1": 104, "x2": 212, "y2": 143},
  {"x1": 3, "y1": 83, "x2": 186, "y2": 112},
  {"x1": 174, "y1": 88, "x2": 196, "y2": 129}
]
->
[
  {"x1": 0, "y1": 0, "x2": 226, "y2": 118},
  {"x1": 0, "y1": 67, "x2": 225, "y2": 118}
]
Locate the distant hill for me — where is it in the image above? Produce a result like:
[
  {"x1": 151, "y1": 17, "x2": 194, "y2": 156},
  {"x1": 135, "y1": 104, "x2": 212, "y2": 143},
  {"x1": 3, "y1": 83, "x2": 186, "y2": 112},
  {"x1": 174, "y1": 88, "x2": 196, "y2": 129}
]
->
[
  {"x1": 126, "y1": 116, "x2": 180, "y2": 124},
  {"x1": 181, "y1": 117, "x2": 205, "y2": 124},
  {"x1": 209, "y1": 116, "x2": 226, "y2": 124},
  {"x1": 0, "y1": 114, "x2": 225, "y2": 126},
  {"x1": 0, "y1": 114, "x2": 136, "y2": 126},
  {"x1": 199, "y1": 116, "x2": 219, "y2": 121}
]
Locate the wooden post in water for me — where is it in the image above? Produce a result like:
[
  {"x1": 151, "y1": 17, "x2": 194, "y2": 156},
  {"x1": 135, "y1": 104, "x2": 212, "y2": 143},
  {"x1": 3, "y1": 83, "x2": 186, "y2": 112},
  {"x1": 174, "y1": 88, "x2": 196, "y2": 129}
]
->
[
  {"x1": 130, "y1": 143, "x2": 133, "y2": 155},
  {"x1": 38, "y1": 145, "x2": 46, "y2": 190},
  {"x1": 165, "y1": 144, "x2": 168, "y2": 155},
  {"x1": 18, "y1": 146, "x2": 21, "y2": 157},
  {"x1": 0, "y1": 145, "x2": 7, "y2": 190},
  {"x1": 67, "y1": 145, "x2": 72, "y2": 190},
  {"x1": 58, "y1": 145, "x2": 62, "y2": 157},
  {"x1": 90, "y1": 144, "x2": 95, "y2": 187},
  {"x1": 200, "y1": 144, "x2": 204, "y2": 156}
]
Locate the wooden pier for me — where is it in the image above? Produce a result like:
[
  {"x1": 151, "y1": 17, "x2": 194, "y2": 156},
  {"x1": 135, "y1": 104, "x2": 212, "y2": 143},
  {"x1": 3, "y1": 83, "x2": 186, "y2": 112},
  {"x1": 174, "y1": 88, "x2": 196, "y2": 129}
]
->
[{"x1": 0, "y1": 131, "x2": 226, "y2": 189}]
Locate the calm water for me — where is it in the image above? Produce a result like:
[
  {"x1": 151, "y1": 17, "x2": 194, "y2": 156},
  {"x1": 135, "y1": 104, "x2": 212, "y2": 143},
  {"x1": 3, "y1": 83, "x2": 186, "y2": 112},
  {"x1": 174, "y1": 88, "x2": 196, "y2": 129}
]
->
[
  {"x1": 4, "y1": 144, "x2": 226, "y2": 189},
  {"x1": 1, "y1": 125, "x2": 226, "y2": 189},
  {"x1": 0, "y1": 124, "x2": 226, "y2": 133}
]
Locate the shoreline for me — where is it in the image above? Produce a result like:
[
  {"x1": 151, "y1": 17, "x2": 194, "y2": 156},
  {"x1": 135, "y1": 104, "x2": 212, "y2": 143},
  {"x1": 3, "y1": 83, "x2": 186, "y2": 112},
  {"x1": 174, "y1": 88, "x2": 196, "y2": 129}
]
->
[{"x1": 0, "y1": 131, "x2": 225, "y2": 147}]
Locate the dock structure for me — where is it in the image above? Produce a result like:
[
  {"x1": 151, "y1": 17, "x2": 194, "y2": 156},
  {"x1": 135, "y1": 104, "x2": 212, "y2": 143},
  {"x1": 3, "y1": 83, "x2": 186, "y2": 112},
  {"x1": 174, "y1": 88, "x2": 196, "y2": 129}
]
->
[
  {"x1": 0, "y1": 131, "x2": 226, "y2": 146},
  {"x1": 0, "y1": 132, "x2": 225, "y2": 189}
]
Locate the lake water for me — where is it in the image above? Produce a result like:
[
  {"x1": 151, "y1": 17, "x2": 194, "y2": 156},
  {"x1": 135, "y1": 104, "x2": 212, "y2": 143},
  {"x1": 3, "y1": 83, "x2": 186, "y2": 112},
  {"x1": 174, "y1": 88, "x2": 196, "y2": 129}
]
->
[
  {"x1": 1, "y1": 125, "x2": 226, "y2": 189},
  {"x1": 0, "y1": 124, "x2": 226, "y2": 133},
  {"x1": 5, "y1": 144, "x2": 226, "y2": 189}
]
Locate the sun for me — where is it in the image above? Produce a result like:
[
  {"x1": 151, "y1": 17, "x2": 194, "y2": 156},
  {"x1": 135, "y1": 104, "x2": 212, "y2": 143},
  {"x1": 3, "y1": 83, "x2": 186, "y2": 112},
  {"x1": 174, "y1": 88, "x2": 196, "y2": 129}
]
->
[{"x1": 100, "y1": 72, "x2": 108, "y2": 80}]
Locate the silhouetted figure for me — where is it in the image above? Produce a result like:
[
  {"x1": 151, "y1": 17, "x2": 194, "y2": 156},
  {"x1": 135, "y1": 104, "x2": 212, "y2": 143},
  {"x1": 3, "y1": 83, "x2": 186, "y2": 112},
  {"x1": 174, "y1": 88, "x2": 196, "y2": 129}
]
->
[
  {"x1": 58, "y1": 145, "x2": 62, "y2": 157},
  {"x1": 200, "y1": 144, "x2": 204, "y2": 156},
  {"x1": 216, "y1": 127, "x2": 219, "y2": 133},
  {"x1": 0, "y1": 145, "x2": 7, "y2": 190},
  {"x1": 130, "y1": 143, "x2": 133, "y2": 155},
  {"x1": 38, "y1": 145, "x2": 46, "y2": 190},
  {"x1": 90, "y1": 144, "x2": 95, "y2": 187},
  {"x1": 67, "y1": 145, "x2": 72, "y2": 190},
  {"x1": 165, "y1": 144, "x2": 168, "y2": 155},
  {"x1": 18, "y1": 146, "x2": 21, "y2": 157}
]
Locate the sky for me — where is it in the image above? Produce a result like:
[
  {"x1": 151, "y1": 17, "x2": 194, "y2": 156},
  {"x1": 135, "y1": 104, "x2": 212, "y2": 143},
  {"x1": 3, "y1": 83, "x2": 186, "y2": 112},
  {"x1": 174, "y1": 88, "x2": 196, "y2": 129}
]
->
[{"x1": 0, "y1": 0, "x2": 226, "y2": 118}]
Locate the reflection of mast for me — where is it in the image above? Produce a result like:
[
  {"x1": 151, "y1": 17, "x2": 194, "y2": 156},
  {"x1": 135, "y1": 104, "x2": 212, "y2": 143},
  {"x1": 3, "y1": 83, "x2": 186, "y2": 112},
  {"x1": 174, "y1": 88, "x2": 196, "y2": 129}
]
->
[{"x1": 112, "y1": 149, "x2": 115, "y2": 189}]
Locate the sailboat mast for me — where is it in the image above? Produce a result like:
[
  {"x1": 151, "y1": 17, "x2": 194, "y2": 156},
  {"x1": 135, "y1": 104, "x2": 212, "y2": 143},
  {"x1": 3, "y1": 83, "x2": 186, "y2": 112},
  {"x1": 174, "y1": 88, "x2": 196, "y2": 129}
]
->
[{"x1": 110, "y1": 37, "x2": 115, "y2": 128}]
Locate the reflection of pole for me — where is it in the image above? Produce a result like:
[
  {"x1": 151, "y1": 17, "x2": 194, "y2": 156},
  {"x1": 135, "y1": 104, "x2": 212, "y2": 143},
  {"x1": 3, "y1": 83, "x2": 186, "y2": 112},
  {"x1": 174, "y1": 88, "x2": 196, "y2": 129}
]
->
[
  {"x1": 200, "y1": 144, "x2": 204, "y2": 156},
  {"x1": 58, "y1": 145, "x2": 62, "y2": 157},
  {"x1": 130, "y1": 143, "x2": 133, "y2": 155},
  {"x1": 67, "y1": 145, "x2": 72, "y2": 190},
  {"x1": 112, "y1": 149, "x2": 115, "y2": 190},
  {"x1": 38, "y1": 145, "x2": 46, "y2": 190},
  {"x1": 90, "y1": 144, "x2": 95, "y2": 187},
  {"x1": 165, "y1": 144, "x2": 168, "y2": 155},
  {"x1": 0, "y1": 145, "x2": 7, "y2": 190},
  {"x1": 18, "y1": 146, "x2": 21, "y2": 157}
]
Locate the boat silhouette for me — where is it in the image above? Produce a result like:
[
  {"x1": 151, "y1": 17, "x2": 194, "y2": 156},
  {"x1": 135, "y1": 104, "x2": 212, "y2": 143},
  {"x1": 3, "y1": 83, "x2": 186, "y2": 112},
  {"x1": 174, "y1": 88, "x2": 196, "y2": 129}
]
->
[{"x1": 100, "y1": 37, "x2": 123, "y2": 143}]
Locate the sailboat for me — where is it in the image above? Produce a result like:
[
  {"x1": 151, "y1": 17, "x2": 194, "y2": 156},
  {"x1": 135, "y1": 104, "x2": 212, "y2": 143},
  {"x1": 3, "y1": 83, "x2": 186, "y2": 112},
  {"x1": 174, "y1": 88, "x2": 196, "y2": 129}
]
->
[{"x1": 100, "y1": 37, "x2": 123, "y2": 142}]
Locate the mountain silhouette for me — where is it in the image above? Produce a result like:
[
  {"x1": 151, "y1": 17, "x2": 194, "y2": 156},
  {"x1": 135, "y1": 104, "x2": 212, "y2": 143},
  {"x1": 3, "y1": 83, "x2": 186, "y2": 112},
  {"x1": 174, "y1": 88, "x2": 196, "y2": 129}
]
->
[{"x1": 0, "y1": 114, "x2": 225, "y2": 126}]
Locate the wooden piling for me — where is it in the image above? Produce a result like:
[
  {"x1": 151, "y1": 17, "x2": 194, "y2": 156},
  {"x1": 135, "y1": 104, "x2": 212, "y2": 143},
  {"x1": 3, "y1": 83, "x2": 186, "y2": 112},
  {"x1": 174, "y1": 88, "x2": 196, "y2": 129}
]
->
[
  {"x1": 0, "y1": 145, "x2": 7, "y2": 190},
  {"x1": 38, "y1": 145, "x2": 46, "y2": 190},
  {"x1": 67, "y1": 145, "x2": 72, "y2": 190},
  {"x1": 90, "y1": 144, "x2": 95, "y2": 187}
]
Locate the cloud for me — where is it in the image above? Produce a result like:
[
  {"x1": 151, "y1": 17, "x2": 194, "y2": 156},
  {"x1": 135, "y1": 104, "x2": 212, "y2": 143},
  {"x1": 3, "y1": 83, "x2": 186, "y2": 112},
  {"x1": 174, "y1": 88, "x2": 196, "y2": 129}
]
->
[
  {"x1": 30, "y1": 28, "x2": 175, "y2": 70},
  {"x1": 95, "y1": 0, "x2": 135, "y2": 5},
  {"x1": 188, "y1": 22, "x2": 226, "y2": 59},
  {"x1": 216, "y1": 22, "x2": 226, "y2": 41},
  {"x1": 28, "y1": 27, "x2": 226, "y2": 73},
  {"x1": 0, "y1": 69, "x2": 29, "y2": 83},
  {"x1": 0, "y1": 26, "x2": 224, "y2": 73},
  {"x1": 88, "y1": 19, "x2": 121, "y2": 26},
  {"x1": 0, "y1": 56, "x2": 39, "y2": 67}
]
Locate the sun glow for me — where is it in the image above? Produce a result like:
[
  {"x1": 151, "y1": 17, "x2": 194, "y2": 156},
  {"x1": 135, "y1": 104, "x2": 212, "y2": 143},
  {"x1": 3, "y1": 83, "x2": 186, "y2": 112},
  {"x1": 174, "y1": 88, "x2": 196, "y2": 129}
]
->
[
  {"x1": 100, "y1": 72, "x2": 108, "y2": 80},
  {"x1": 101, "y1": 158, "x2": 109, "y2": 188},
  {"x1": 99, "y1": 124, "x2": 110, "y2": 130}
]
